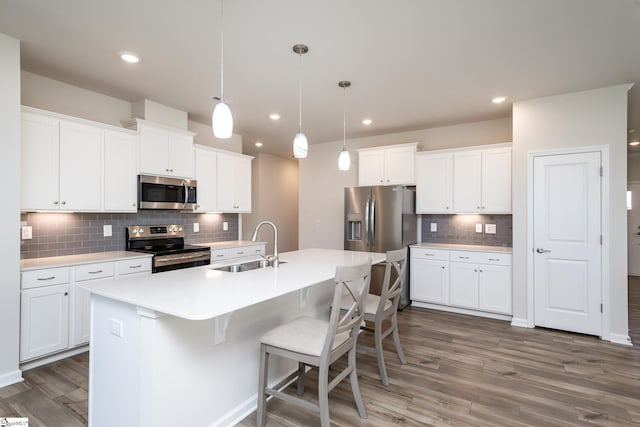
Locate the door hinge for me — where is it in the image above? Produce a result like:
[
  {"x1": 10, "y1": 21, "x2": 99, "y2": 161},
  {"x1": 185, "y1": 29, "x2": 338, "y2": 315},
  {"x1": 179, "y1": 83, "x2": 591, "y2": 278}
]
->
[
  {"x1": 600, "y1": 166, "x2": 603, "y2": 177},
  {"x1": 600, "y1": 303, "x2": 603, "y2": 313}
]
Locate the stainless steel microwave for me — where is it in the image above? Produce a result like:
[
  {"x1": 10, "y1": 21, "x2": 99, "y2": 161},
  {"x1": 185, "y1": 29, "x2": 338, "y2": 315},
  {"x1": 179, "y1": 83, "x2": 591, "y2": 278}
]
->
[{"x1": 138, "y1": 175, "x2": 197, "y2": 210}]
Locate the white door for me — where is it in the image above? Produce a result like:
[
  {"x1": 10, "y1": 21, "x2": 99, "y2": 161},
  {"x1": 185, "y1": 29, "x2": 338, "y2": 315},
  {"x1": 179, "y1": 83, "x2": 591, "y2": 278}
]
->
[
  {"x1": 533, "y1": 151, "x2": 602, "y2": 336},
  {"x1": 629, "y1": 182, "x2": 640, "y2": 276}
]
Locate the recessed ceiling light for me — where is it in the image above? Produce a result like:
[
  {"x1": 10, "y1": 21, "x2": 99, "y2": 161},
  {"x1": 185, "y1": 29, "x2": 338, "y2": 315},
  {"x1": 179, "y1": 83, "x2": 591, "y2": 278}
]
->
[
  {"x1": 362, "y1": 118, "x2": 372, "y2": 125},
  {"x1": 255, "y1": 142, "x2": 263, "y2": 147},
  {"x1": 492, "y1": 96, "x2": 506, "y2": 104},
  {"x1": 120, "y1": 52, "x2": 140, "y2": 63},
  {"x1": 269, "y1": 113, "x2": 280, "y2": 121},
  {"x1": 630, "y1": 141, "x2": 640, "y2": 146}
]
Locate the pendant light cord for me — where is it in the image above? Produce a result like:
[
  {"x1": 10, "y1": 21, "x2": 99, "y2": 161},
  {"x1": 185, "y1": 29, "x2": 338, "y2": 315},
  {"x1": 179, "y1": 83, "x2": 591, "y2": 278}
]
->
[
  {"x1": 220, "y1": 0, "x2": 225, "y2": 102},
  {"x1": 298, "y1": 52, "x2": 303, "y2": 132},
  {"x1": 343, "y1": 86, "x2": 347, "y2": 149}
]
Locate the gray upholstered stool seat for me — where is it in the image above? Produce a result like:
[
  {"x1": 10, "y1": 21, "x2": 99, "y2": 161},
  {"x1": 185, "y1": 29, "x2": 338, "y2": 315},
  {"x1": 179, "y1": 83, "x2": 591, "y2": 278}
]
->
[{"x1": 260, "y1": 316, "x2": 350, "y2": 357}]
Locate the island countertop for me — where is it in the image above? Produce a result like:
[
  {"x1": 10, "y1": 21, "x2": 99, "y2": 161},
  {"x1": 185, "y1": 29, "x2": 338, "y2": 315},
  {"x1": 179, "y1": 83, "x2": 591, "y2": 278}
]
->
[{"x1": 80, "y1": 248, "x2": 385, "y2": 321}]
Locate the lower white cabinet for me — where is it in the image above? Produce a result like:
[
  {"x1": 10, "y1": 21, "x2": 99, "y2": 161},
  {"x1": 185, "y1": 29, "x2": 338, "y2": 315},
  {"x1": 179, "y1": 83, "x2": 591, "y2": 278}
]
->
[
  {"x1": 410, "y1": 246, "x2": 512, "y2": 316},
  {"x1": 20, "y1": 256, "x2": 151, "y2": 362},
  {"x1": 209, "y1": 243, "x2": 266, "y2": 264}
]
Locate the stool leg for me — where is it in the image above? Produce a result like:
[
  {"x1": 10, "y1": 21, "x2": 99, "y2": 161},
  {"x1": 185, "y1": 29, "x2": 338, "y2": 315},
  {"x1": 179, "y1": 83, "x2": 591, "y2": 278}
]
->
[
  {"x1": 257, "y1": 344, "x2": 269, "y2": 427},
  {"x1": 296, "y1": 362, "x2": 305, "y2": 395},
  {"x1": 374, "y1": 319, "x2": 389, "y2": 385},
  {"x1": 349, "y1": 346, "x2": 367, "y2": 419},
  {"x1": 318, "y1": 363, "x2": 330, "y2": 427},
  {"x1": 391, "y1": 311, "x2": 407, "y2": 364}
]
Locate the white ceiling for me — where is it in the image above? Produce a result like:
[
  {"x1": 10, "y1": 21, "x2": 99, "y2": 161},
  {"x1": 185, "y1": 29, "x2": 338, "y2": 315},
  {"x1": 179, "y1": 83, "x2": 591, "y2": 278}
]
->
[{"x1": 1, "y1": 0, "x2": 640, "y2": 158}]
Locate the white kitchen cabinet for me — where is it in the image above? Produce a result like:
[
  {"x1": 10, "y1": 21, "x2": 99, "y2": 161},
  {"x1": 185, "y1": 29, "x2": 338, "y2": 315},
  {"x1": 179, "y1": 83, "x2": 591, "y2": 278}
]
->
[
  {"x1": 71, "y1": 262, "x2": 115, "y2": 347},
  {"x1": 135, "y1": 119, "x2": 195, "y2": 179},
  {"x1": 20, "y1": 282, "x2": 70, "y2": 361},
  {"x1": 410, "y1": 248, "x2": 449, "y2": 304},
  {"x1": 453, "y1": 147, "x2": 511, "y2": 213},
  {"x1": 217, "y1": 152, "x2": 252, "y2": 212},
  {"x1": 449, "y1": 261, "x2": 480, "y2": 309},
  {"x1": 358, "y1": 143, "x2": 417, "y2": 186},
  {"x1": 21, "y1": 111, "x2": 103, "y2": 211},
  {"x1": 415, "y1": 152, "x2": 453, "y2": 213},
  {"x1": 478, "y1": 263, "x2": 512, "y2": 314},
  {"x1": 104, "y1": 130, "x2": 138, "y2": 212},
  {"x1": 194, "y1": 145, "x2": 218, "y2": 212}
]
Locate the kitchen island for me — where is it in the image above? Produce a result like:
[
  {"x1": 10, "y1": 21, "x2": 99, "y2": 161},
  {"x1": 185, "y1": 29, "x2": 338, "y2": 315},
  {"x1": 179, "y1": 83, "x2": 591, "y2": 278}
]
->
[{"x1": 81, "y1": 248, "x2": 385, "y2": 427}]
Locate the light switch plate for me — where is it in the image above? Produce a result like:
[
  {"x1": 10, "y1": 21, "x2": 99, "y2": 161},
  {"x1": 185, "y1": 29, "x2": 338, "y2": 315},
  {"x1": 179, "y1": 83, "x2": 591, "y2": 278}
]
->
[
  {"x1": 103, "y1": 224, "x2": 112, "y2": 237},
  {"x1": 223, "y1": 222, "x2": 229, "y2": 231},
  {"x1": 193, "y1": 222, "x2": 200, "y2": 233},
  {"x1": 430, "y1": 223, "x2": 437, "y2": 232},
  {"x1": 475, "y1": 224, "x2": 483, "y2": 233},
  {"x1": 110, "y1": 318, "x2": 124, "y2": 338},
  {"x1": 21, "y1": 226, "x2": 32, "y2": 240},
  {"x1": 485, "y1": 224, "x2": 496, "y2": 234}
]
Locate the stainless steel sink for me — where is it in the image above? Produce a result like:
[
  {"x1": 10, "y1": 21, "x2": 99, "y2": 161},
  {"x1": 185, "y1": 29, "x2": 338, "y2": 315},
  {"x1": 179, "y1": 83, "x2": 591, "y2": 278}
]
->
[{"x1": 212, "y1": 259, "x2": 287, "y2": 273}]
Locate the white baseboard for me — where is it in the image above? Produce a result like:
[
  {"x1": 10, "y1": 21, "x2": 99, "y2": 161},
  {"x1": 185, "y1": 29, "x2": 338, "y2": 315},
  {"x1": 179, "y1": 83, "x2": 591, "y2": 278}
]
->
[
  {"x1": 608, "y1": 333, "x2": 633, "y2": 346},
  {"x1": 411, "y1": 301, "x2": 512, "y2": 322},
  {"x1": 0, "y1": 369, "x2": 23, "y2": 388},
  {"x1": 510, "y1": 317, "x2": 530, "y2": 328},
  {"x1": 20, "y1": 345, "x2": 89, "y2": 371}
]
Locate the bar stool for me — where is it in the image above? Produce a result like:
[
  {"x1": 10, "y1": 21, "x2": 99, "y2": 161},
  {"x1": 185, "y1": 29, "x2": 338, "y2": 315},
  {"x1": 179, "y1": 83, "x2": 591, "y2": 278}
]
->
[
  {"x1": 256, "y1": 262, "x2": 372, "y2": 427},
  {"x1": 341, "y1": 247, "x2": 407, "y2": 385}
]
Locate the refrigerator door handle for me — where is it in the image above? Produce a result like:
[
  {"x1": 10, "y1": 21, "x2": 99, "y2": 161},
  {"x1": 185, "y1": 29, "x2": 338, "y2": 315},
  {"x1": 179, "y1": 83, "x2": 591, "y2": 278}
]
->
[
  {"x1": 370, "y1": 194, "x2": 376, "y2": 246},
  {"x1": 364, "y1": 195, "x2": 370, "y2": 247}
]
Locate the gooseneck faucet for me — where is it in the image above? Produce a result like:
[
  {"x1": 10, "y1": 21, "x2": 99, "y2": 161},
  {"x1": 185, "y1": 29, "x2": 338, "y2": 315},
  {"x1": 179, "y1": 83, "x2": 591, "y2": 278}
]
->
[{"x1": 251, "y1": 220, "x2": 279, "y2": 267}]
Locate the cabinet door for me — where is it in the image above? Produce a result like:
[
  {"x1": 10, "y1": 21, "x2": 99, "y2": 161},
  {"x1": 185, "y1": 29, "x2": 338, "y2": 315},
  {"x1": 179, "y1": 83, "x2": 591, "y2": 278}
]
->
[
  {"x1": 20, "y1": 284, "x2": 70, "y2": 361},
  {"x1": 449, "y1": 262, "x2": 479, "y2": 309},
  {"x1": 104, "y1": 130, "x2": 138, "y2": 212},
  {"x1": 168, "y1": 131, "x2": 194, "y2": 178},
  {"x1": 70, "y1": 283, "x2": 92, "y2": 346},
  {"x1": 358, "y1": 150, "x2": 385, "y2": 186},
  {"x1": 478, "y1": 264, "x2": 512, "y2": 314},
  {"x1": 216, "y1": 154, "x2": 236, "y2": 211},
  {"x1": 21, "y1": 112, "x2": 60, "y2": 210},
  {"x1": 233, "y1": 156, "x2": 252, "y2": 212},
  {"x1": 416, "y1": 153, "x2": 453, "y2": 213},
  {"x1": 59, "y1": 120, "x2": 103, "y2": 210},
  {"x1": 194, "y1": 147, "x2": 218, "y2": 212},
  {"x1": 481, "y1": 147, "x2": 511, "y2": 213},
  {"x1": 384, "y1": 146, "x2": 415, "y2": 185},
  {"x1": 139, "y1": 124, "x2": 170, "y2": 175},
  {"x1": 410, "y1": 258, "x2": 448, "y2": 304},
  {"x1": 453, "y1": 150, "x2": 482, "y2": 213}
]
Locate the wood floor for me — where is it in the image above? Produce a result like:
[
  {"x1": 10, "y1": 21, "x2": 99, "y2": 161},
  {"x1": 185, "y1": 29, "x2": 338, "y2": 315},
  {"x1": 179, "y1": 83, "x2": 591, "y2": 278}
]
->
[{"x1": 2, "y1": 279, "x2": 640, "y2": 426}]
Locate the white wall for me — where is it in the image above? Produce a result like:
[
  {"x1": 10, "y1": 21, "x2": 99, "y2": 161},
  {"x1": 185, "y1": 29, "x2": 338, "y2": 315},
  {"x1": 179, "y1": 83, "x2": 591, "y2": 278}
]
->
[
  {"x1": 188, "y1": 120, "x2": 242, "y2": 154},
  {"x1": 0, "y1": 33, "x2": 22, "y2": 387},
  {"x1": 299, "y1": 117, "x2": 512, "y2": 249},
  {"x1": 512, "y1": 84, "x2": 631, "y2": 341},
  {"x1": 242, "y1": 153, "x2": 299, "y2": 254}
]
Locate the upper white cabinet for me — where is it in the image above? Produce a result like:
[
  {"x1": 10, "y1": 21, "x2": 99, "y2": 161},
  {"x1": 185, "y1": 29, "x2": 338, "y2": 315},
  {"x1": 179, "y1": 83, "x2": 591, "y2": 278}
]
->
[
  {"x1": 133, "y1": 119, "x2": 195, "y2": 179},
  {"x1": 358, "y1": 143, "x2": 417, "y2": 186},
  {"x1": 453, "y1": 147, "x2": 511, "y2": 213},
  {"x1": 416, "y1": 152, "x2": 453, "y2": 213},
  {"x1": 194, "y1": 145, "x2": 218, "y2": 212},
  {"x1": 21, "y1": 111, "x2": 103, "y2": 211},
  {"x1": 217, "y1": 152, "x2": 252, "y2": 212},
  {"x1": 415, "y1": 144, "x2": 511, "y2": 214},
  {"x1": 104, "y1": 130, "x2": 139, "y2": 212}
]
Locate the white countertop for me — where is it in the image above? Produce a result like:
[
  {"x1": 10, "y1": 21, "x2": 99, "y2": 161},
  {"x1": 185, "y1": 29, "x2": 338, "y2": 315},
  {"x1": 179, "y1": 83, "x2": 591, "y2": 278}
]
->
[
  {"x1": 80, "y1": 248, "x2": 385, "y2": 321},
  {"x1": 196, "y1": 240, "x2": 266, "y2": 249},
  {"x1": 21, "y1": 251, "x2": 153, "y2": 271},
  {"x1": 411, "y1": 242, "x2": 512, "y2": 253}
]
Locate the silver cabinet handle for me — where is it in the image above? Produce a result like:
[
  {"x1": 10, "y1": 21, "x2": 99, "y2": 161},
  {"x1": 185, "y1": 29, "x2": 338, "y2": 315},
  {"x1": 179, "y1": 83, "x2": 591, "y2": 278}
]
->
[
  {"x1": 37, "y1": 276, "x2": 56, "y2": 281},
  {"x1": 425, "y1": 253, "x2": 435, "y2": 256},
  {"x1": 536, "y1": 248, "x2": 551, "y2": 253},
  {"x1": 129, "y1": 265, "x2": 142, "y2": 269},
  {"x1": 88, "y1": 270, "x2": 103, "y2": 274},
  {"x1": 459, "y1": 256, "x2": 470, "y2": 259},
  {"x1": 488, "y1": 258, "x2": 500, "y2": 261}
]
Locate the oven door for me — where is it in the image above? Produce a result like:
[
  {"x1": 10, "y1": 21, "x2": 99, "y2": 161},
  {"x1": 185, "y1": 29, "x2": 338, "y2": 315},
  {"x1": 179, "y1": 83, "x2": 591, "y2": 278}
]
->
[
  {"x1": 139, "y1": 175, "x2": 197, "y2": 210},
  {"x1": 153, "y1": 251, "x2": 210, "y2": 273}
]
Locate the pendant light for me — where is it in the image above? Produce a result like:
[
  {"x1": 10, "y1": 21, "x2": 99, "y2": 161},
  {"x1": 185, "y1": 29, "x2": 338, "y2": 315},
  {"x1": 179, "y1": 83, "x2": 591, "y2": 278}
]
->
[
  {"x1": 292, "y1": 44, "x2": 309, "y2": 158},
  {"x1": 338, "y1": 80, "x2": 351, "y2": 171},
  {"x1": 212, "y1": 0, "x2": 233, "y2": 139}
]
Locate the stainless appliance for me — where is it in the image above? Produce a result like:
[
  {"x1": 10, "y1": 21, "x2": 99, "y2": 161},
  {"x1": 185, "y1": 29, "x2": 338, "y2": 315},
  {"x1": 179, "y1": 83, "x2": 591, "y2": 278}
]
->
[
  {"x1": 126, "y1": 225, "x2": 210, "y2": 273},
  {"x1": 138, "y1": 175, "x2": 197, "y2": 210},
  {"x1": 344, "y1": 186, "x2": 416, "y2": 307}
]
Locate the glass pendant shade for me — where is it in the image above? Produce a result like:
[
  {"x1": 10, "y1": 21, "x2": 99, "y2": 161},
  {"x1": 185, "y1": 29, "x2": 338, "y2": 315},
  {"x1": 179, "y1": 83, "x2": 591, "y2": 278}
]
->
[
  {"x1": 338, "y1": 147, "x2": 350, "y2": 171},
  {"x1": 212, "y1": 101, "x2": 233, "y2": 139},
  {"x1": 293, "y1": 132, "x2": 308, "y2": 158}
]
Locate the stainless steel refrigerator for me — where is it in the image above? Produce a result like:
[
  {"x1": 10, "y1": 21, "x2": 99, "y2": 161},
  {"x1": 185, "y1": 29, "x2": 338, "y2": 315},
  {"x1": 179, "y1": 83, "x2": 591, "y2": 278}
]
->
[{"x1": 344, "y1": 186, "x2": 416, "y2": 307}]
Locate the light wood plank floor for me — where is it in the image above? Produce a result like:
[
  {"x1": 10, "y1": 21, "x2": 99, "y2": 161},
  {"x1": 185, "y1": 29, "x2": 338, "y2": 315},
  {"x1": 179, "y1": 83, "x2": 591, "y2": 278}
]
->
[{"x1": 3, "y1": 279, "x2": 640, "y2": 426}]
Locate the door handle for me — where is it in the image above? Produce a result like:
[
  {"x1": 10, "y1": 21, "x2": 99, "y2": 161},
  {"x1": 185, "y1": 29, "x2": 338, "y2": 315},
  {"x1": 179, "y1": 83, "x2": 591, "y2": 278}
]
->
[{"x1": 536, "y1": 248, "x2": 551, "y2": 253}]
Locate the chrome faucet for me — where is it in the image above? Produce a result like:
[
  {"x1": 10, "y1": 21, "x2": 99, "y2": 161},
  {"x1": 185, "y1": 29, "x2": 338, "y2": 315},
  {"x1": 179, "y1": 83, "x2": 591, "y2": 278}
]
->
[{"x1": 251, "y1": 220, "x2": 279, "y2": 267}]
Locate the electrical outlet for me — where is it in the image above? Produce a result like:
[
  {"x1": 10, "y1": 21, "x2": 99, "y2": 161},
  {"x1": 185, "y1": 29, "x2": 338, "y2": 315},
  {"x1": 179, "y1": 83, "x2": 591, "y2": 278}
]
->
[
  {"x1": 430, "y1": 223, "x2": 437, "y2": 232},
  {"x1": 475, "y1": 224, "x2": 483, "y2": 233},
  {"x1": 193, "y1": 222, "x2": 200, "y2": 233},
  {"x1": 223, "y1": 222, "x2": 229, "y2": 231},
  {"x1": 21, "y1": 226, "x2": 32, "y2": 240},
  {"x1": 485, "y1": 224, "x2": 496, "y2": 234},
  {"x1": 110, "y1": 318, "x2": 124, "y2": 338},
  {"x1": 103, "y1": 224, "x2": 112, "y2": 237}
]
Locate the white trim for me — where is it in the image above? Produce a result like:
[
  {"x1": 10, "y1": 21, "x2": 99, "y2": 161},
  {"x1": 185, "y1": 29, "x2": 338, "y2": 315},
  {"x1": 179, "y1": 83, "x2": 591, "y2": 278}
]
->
[
  {"x1": 357, "y1": 141, "x2": 418, "y2": 153},
  {"x1": 415, "y1": 141, "x2": 511, "y2": 155},
  {"x1": 0, "y1": 369, "x2": 23, "y2": 388},
  {"x1": 609, "y1": 333, "x2": 633, "y2": 346},
  {"x1": 410, "y1": 301, "x2": 512, "y2": 322},
  {"x1": 510, "y1": 317, "x2": 530, "y2": 328},
  {"x1": 527, "y1": 145, "x2": 611, "y2": 339},
  {"x1": 20, "y1": 345, "x2": 88, "y2": 371}
]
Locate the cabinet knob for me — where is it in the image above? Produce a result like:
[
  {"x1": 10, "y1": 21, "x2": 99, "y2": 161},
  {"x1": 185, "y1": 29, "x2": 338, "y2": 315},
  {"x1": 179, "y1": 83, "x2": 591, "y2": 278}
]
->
[
  {"x1": 170, "y1": 169, "x2": 174, "y2": 172},
  {"x1": 446, "y1": 206, "x2": 449, "y2": 210},
  {"x1": 474, "y1": 269, "x2": 477, "y2": 272},
  {"x1": 132, "y1": 203, "x2": 136, "y2": 207},
  {"x1": 441, "y1": 266, "x2": 445, "y2": 269},
  {"x1": 61, "y1": 201, "x2": 66, "y2": 205},
  {"x1": 64, "y1": 292, "x2": 68, "y2": 296},
  {"x1": 53, "y1": 201, "x2": 59, "y2": 205}
]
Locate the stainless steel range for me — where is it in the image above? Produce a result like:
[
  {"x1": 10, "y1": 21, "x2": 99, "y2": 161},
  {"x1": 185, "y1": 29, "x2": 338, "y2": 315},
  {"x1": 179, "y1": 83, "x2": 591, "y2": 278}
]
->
[{"x1": 126, "y1": 225, "x2": 210, "y2": 273}]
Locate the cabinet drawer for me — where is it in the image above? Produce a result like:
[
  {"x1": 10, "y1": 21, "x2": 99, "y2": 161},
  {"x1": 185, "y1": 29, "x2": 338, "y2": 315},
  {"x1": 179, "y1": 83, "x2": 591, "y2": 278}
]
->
[
  {"x1": 411, "y1": 248, "x2": 449, "y2": 261},
  {"x1": 117, "y1": 258, "x2": 152, "y2": 275},
  {"x1": 22, "y1": 267, "x2": 70, "y2": 289},
  {"x1": 449, "y1": 251, "x2": 511, "y2": 266},
  {"x1": 211, "y1": 248, "x2": 231, "y2": 262},
  {"x1": 243, "y1": 245, "x2": 266, "y2": 257},
  {"x1": 75, "y1": 262, "x2": 115, "y2": 282}
]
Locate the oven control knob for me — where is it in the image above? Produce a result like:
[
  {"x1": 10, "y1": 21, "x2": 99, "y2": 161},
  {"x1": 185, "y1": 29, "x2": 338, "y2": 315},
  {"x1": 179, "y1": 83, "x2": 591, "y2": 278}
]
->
[
  {"x1": 132, "y1": 228, "x2": 138, "y2": 234},
  {"x1": 139, "y1": 229, "x2": 144, "y2": 233},
  {"x1": 178, "y1": 227, "x2": 183, "y2": 231}
]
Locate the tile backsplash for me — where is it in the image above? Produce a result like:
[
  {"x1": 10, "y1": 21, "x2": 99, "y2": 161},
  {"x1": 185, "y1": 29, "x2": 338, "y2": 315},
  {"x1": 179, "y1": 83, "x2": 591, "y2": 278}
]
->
[
  {"x1": 20, "y1": 211, "x2": 239, "y2": 259},
  {"x1": 420, "y1": 214, "x2": 512, "y2": 247}
]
